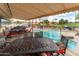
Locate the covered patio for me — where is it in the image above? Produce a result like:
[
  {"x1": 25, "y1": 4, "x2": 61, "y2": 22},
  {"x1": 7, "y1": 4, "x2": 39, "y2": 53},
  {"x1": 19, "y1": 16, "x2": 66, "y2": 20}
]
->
[{"x1": 0, "y1": 3, "x2": 79, "y2": 56}]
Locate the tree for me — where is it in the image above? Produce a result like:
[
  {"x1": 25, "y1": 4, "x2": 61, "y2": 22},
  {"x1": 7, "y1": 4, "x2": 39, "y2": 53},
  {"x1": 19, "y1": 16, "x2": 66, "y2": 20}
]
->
[
  {"x1": 59, "y1": 18, "x2": 65, "y2": 24},
  {"x1": 16, "y1": 21, "x2": 24, "y2": 24},
  {"x1": 42, "y1": 20, "x2": 49, "y2": 26},
  {"x1": 59, "y1": 19, "x2": 68, "y2": 24},
  {"x1": 76, "y1": 13, "x2": 79, "y2": 19},
  {"x1": 38, "y1": 20, "x2": 49, "y2": 27},
  {"x1": 64, "y1": 20, "x2": 68, "y2": 24},
  {"x1": 43, "y1": 20, "x2": 49, "y2": 24},
  {"x1": 52, "y1": 18, "x2": 57, "y2": 24}
]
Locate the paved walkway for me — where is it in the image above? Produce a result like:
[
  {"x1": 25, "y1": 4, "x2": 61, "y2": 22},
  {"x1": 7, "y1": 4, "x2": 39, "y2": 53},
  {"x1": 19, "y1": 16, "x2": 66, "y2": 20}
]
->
[{"x1": 65, "y1": 49, "x2": 79, "y2": 56}]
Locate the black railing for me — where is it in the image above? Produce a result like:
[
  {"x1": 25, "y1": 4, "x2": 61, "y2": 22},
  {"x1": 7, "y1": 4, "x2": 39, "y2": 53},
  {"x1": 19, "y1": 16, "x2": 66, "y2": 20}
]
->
[{"x1": 61, "y1": 35, "x2": 69, "y2": 54}]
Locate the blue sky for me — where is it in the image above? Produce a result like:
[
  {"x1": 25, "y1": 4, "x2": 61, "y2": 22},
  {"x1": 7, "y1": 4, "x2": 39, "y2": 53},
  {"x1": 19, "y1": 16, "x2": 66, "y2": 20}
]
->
[
  {"x1": 48, "y1": 11, "x2": 76, "y2": 22},
  {"x1": 32, "y1": 11, "x2": 77, "y2": 23}
]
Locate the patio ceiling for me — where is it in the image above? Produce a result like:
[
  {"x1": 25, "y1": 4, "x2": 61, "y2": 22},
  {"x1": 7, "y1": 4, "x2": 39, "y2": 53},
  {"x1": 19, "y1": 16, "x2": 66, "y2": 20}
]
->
[{"x1": 0, "y1": 3, "x2": 79, "y2": 20}]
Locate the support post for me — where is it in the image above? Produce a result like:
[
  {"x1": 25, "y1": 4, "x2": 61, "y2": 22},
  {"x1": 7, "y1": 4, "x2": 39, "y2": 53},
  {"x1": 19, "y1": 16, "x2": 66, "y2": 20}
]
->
[
  {"x1": 32, "y1": 19, "x2": 34, "y2": 38},
  {"x1": 0, "y1": 17, "x2": 2, "y2": 32}
]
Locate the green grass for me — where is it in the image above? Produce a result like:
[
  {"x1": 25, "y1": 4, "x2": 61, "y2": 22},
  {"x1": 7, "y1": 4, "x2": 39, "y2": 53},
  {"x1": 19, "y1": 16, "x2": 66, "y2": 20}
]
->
[
  {"x1": 52, "y1": 23, "x2": 79, "y2": 28},
  {"x1": 37, "y1": 22, "x2": 79, "y2": 28}
]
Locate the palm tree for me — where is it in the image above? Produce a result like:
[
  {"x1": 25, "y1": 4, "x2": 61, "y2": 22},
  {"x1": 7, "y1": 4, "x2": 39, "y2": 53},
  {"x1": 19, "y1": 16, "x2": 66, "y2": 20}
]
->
[
  {"x1": 43, "y1": 20, "x2": 49, "y2": 26},
  {"x1": 59, "y1": 18, "x2": 65, "y2": 24},
  {"x1": 64, "y1": 20, "x2": 68, "y2": 24},
  {"x1": 43, "y1": 20, "x2": 49, "y2": 24}
]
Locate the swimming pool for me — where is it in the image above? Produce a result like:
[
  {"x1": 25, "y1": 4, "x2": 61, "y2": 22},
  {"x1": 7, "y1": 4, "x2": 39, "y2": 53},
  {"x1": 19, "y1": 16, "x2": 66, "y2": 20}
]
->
[
  {"x1": 67, "y1": 40, "x2": 77, "y2": 51},
  {"x1": 33, "y1": 29, "x2": 61, "y2": 43}
]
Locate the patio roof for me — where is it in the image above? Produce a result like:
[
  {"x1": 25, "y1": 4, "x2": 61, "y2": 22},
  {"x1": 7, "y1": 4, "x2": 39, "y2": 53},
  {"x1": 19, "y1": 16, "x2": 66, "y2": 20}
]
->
[{"x1": 0, "y1": 3, "x2": 79, "y2": 20}]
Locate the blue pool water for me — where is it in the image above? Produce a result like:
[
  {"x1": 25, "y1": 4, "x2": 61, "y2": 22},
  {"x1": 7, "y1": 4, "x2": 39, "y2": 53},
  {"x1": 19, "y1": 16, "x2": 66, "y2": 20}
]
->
[
  {"x1": 43, "y1": 30, "x2": 61, "y2": 43},
  {"x1": 67, "y1": 40, "x2": 77, "y2": 50},
  {"x1": 33, "y1": 29, "x2": 61, "y2": 43},
  {"x1": 33, "y1": 30, "x2": 77, "y2": 50}
]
